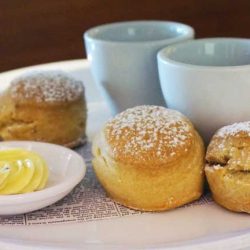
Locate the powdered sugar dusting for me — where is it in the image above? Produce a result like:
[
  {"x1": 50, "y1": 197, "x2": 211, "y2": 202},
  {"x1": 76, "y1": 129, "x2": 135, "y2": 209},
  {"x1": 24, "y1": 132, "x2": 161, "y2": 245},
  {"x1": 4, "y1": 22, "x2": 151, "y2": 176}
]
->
[
  {"x1": 10, "y1": 71, "x2": 84, "y2": 103},
  {"x1": 217, "y1": 121, "x2": 250, "y2": 138},
  {"x1": 205, "y1": 164, "x2": 224, "y2": 172},
  {"x1": 105, "y1": 106, "x2": 193, "y2": 162}
]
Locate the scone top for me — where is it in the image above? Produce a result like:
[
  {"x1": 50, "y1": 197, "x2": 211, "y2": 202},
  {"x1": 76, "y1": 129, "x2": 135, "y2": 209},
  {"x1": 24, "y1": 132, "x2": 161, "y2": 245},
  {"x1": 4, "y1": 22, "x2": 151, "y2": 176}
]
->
[
  {"x1": 104, "y1": 105, "x2": 194, "y2": 166},
  {"x1": 9, "y1": 71, "x2": 84, "y2": 105},
  {"x1": 206, "y1": 121, "x2": 250, "y2": 171}
]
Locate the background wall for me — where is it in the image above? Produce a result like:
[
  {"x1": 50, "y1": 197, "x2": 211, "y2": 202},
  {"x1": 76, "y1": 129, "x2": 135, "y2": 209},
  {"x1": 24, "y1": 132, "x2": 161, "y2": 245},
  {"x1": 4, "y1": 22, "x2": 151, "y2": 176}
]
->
[{"x1": 1, "y1": 0, "x2": 250, "y2": 72}]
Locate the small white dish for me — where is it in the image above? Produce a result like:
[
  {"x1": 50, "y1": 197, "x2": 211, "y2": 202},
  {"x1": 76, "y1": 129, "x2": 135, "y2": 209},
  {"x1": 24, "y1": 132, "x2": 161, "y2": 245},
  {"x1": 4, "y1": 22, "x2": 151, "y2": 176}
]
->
[{"x1": 0, "y1": 141, "x2": 86, "y2": 215}]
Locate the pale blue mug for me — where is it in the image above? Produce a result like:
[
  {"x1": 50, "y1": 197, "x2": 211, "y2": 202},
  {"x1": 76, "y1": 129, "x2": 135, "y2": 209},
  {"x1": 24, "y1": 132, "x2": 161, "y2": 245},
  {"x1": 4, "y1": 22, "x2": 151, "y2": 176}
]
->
[
  {"x1": 84, "y1": 21, "x2": 194, "y2": 115},
  {"x1": 158, "y1": 38, "x2": 250, "y2": 142}
]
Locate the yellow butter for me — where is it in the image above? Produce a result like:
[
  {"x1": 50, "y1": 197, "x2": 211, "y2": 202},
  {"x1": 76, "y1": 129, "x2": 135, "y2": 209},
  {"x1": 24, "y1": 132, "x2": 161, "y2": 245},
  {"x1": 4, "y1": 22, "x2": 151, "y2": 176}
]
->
[{"x1": 0, "y1": 149, "x2": 49, "y2": 195}]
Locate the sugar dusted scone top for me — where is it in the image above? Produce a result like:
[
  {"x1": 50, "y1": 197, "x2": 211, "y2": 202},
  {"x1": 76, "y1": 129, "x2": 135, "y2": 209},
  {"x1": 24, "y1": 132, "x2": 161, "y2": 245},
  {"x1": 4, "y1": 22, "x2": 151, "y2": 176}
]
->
[
  {"x1": 206, "y1": 121, "x2": 250, "y2": 173},
  {"x1": 206, "y1": 121, "x2": 250, "y2": 171},
  {"x1": 104, "y1": 105, "x2": 194, "y2": 166},
  {"x1": 217, "y1": 121, "x2": 250, "y2": 136},
  {"x1": 10, "y1": 71, "x2": 84, "y2": 105}
]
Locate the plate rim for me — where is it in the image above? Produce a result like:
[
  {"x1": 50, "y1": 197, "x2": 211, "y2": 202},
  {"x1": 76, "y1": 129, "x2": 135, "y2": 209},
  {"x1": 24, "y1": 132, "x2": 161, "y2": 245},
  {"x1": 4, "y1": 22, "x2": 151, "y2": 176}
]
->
[{"x1": 0, "y1": 59, "x2": 250, "y2": 250}]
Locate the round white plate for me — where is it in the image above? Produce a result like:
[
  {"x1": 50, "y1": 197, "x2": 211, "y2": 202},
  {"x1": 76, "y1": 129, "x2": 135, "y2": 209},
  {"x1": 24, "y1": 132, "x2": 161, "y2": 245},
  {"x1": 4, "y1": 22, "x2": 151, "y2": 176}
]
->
[
  {"x1": 0, "y1": 59, "x2": 250, "y2": 250},
  {"x1": 0, "y1": 141, "x2": 86, "y2": 215}
]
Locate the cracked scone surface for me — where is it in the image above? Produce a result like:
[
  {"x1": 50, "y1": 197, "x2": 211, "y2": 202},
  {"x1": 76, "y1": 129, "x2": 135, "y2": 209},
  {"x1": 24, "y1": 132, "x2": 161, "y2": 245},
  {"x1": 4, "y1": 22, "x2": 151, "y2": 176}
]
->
[
  {"x1": 0, "y1": 71, "x2": 86, "y2": 147},
  {"x1": 205, "y1": 121, "x2": 250, "y2": 213},
  {"x1": 92, "y1": 106, "x2": 205, "y2": 211}
]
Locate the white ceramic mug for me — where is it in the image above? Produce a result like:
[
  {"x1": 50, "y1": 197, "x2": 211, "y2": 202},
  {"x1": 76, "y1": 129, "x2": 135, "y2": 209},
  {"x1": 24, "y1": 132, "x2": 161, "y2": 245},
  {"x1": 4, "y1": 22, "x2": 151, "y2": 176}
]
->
[
  {"x1": 84, "y1": 21, "x2": 194, "y2": 115},
  {"x1": 157, "y1": 38, "x2": 250, "y2": 142}
]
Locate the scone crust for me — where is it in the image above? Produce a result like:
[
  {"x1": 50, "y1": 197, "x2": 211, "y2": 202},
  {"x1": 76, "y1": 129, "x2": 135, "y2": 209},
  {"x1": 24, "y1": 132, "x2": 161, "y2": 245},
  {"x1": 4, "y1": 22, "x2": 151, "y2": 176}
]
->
[
  {"x1": 92, "y1": 106, "x2": 205, "y2": 211},
  {"x1": 205, "y1": 121, "x2": 250, "y2": 213},
  {"x1": 0, "y1": 71, "x2": 87, "y2": 148},
  {"x1": 104, "y1": 106, "x2": 194, "y2": 167},
  {"x1": 10, "y1": 71, "x2": 84, "y2": 105}
]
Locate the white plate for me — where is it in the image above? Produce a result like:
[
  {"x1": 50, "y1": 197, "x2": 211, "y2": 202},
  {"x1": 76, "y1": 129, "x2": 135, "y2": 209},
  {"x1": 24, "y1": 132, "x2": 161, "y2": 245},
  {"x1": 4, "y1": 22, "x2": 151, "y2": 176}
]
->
[
  {"x1": 1, "y1": 59, "x2": 250, "y2": 250},
  {"x1": 0, "y1": 141, "x2": 86, "y2": 215}
]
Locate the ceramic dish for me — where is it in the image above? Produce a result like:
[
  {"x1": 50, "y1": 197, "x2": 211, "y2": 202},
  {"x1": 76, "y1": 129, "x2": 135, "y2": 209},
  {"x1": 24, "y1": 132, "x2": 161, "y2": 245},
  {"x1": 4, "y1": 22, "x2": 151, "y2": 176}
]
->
[
  {"x1": 1, "y1": 60, "x2": 250, "y2": 250},
  {"x1": 0, "y1": 141, "x2": 86, "y2": 215}
]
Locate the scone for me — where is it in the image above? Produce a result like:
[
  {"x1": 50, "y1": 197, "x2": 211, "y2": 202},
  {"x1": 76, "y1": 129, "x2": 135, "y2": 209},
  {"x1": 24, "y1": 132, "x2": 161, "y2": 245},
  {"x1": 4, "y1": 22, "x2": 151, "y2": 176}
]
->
[
  {"x1": 205, "y1": 121, "x2": 250, "y2": 213},
  {"x1": 0, "y1": 71, "x2": 86, "y2": 148},
  {"x1": 92, "y1": 105, "x2": 205, "y2": 211}
]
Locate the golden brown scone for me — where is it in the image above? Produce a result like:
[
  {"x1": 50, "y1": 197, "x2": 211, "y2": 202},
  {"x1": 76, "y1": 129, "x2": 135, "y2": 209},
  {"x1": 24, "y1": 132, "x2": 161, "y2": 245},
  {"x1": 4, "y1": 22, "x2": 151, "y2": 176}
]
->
[
  {"x1": 205, "y1": 121, "x2": 250, "y2": 213},
  {"x1": 92, "y1": 105, "x2": 205, "y2": 211},
  {"x1": 0, "y1": 71, "x2": 86, "y2": 147}
]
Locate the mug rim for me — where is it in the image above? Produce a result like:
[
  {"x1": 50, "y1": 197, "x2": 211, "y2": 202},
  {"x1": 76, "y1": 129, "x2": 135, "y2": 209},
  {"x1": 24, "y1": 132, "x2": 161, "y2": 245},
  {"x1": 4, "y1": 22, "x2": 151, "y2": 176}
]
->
[
  {"x1": 83, "y1": 20, "x2": 194, "y2": 45},
  {"x1": 157, "y1": 37, "x2": 250, "y2": 70}
]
